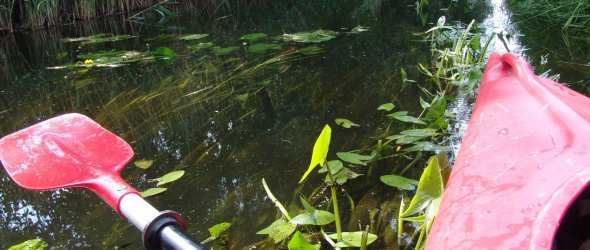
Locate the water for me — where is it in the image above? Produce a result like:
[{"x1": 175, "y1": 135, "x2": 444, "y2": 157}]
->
[{"x1": 0, "y1": 1, "x2": 588, "y2": 249}]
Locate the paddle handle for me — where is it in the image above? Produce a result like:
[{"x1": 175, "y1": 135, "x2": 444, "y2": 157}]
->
[
  {"x1": 89, "y1": 174, "x2": 140, "y2": 216},
  {"x1": 120, "y1": 193, "x2": 206, "y2": 250}
]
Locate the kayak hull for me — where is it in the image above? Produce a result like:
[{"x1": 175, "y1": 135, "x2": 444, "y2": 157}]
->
[{"x1": 426, "y1": 52, "x2": 590, "y2": 249}]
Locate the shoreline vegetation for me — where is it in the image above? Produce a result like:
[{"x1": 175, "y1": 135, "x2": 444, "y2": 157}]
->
[{"x1": 0, "y1": 0, "x2": 265, "y2": 32}]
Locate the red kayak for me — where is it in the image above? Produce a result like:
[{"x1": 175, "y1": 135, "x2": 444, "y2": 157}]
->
[{"x1": 427, "y1": 53, "x2": 590, "y2": 249}]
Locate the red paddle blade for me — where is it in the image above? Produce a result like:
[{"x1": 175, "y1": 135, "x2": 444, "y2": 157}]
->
[{"x1": 0, "y1": 113, "x2": 138, "y2": 214}]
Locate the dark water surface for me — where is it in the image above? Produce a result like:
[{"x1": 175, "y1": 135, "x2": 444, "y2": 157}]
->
[{"x1": 0, "y1": 1, "x2": 588, "y2": 249}]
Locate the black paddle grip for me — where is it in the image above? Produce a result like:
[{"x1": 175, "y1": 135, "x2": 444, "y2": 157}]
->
[{"x1": 142, "y1": 211, "x2": 206, "y2": 250}]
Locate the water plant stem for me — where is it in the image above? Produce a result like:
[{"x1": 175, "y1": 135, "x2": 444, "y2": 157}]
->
[{"x1": 325, "y1": 162, "x2": 343, "y2": 241}]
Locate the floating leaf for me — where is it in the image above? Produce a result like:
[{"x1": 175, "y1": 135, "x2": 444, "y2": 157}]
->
[
  {"x1": 187, "y1": 42, "x2": 213, "y2": 51},
  {"x1": 350, "y1": 26, "x2": 369, "y2": 33},
  {"x1": 299, "y1": 125, "x2": 331, "y2": 183},
  {"x1": 336, "y1": 152, "x2": 373, "y2": 165},
  {"x1": 270, "y1": 223, "x2": 297, "y2": 243},
  {"x1": 257, "y1": 219, "x2": 288, "y2": 235},
  {"x1": 328, "y1": 232, "x2": 378, "y2": 247},
  {"x1": 141, "y1": 187, "x2": 167, "y2": 197},
  {"x1": 288, "y1": 231, "x2": 320, "y2": 250},
  {"x1": 248, "y1": 43, "x2": 282, "y2": 53},
  {"x1": 380, "y1": 175, "x2": 418, "y2": 190},
  {"x1": 377, "y1": 103, "x2": 395, "y2": 111},
  {"x1": 134, "y1": 159, "x2": 154, "y2": 169},
  {"x1": 335, "y1": 118, "x2": 359, "y2": 128},
  {"x1": 213, "y1": 46, "x2": 240, "y2": 55},
  {"x1": 420, "y1": 97, "x2": 431, "y2": 109},
  {"x1": 283, "y1": 30, "x2": 339, "y2": 43},
  {"x1": 400, "y1": 155, "x2": 444, "y2": 217},
  {"x1": 262, "y1": 178, "x2": 291, "y2": 220},
  {"x1": 154, "y1": 47, "x2": 177, "y2": 58},
  {"x1": 156, "y1": 170, "x2": 185, "y2": 186},
  {"x1": 240, "y1": 33, "x2": 268, "y2": 41},
  {"x1": 178, "y1": 34, "x2": 209, "y2": 40},
  {"x1": 8, "y1": 239, "x2": 48, "y2": 250},
  {"x1": 64, "y1": 34, "x2": 134, "y2": 45}
]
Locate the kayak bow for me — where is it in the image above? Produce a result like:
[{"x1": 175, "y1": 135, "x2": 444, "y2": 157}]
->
[{"x1": 427, "y1": 52, "x2": 590, "y2": 249}]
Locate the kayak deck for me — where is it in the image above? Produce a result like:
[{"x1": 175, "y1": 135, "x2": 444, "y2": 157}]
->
[{"x1": 426, "y1": 53, "x2": 590, "y2": 249}]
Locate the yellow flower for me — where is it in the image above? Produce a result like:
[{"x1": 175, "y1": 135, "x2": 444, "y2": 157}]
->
[{"x1": 84, "y1": 59, "x2": 94, "y2": 65}]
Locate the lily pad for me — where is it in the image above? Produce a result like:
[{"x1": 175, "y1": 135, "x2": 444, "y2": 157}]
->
[
  {"x1": 213, "y1": 46, "x2": 240, "y2": 55},
  {"x1": 156, "y1": 170, "x2": 185, "y2": 186},
  {"x1": 178, "y1": 34, "x2": 209, "y2": 40},
  {"x1": 141, "y1": 187, "x2": 168, "y2": 197},
  {"x1": 283, "y1": 30, "x2": 339, "y2": 43},
  {"x1": 247, "y1": 43, "x2": 282, "y2": 53},
  {"x1": 240, "y1": 33, "x2": 268, "y2": 41}
]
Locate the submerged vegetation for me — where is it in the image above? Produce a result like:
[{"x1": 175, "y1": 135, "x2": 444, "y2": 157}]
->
[{"x1": 3, "y1": 0, "x2": 589, "y2": 249}]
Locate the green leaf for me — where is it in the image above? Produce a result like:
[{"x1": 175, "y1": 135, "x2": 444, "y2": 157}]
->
[
  {"x1": 328, "y1": 232, "x2": 378, "y2": 247},
  {"x1": 350, "y1": 26, "x2": 369, "y2": 33},
  {"x1": 213, "y1": 46, "x2": 240, "y2": 55},
  {"x1": 288, "y1": 231, "x2": 320, "y2": 250},
  {"x1": 400, "y1": 156, "x2": 444, "y2": 217},
  {"x1": 156, "y1": 170, "x2": 185, "y2": 186},
  {"x1": 318, "y1": 160, "x2": 343, "y2": 174},
  {"x1": 8, "y1": 239, "x2": 48, "y2": 250},
  {"x1": 134, "y1": 159, "x2": 154, "y2": 169},
  {"x1": 187, "y1": 42, "x2": 213, "y2": 51},
  {"x1": 426, "y1": 95, "x2": 447, "y2": 120},
  {"x1": 299, "y1": 125, "x2": 331, "y2": 183},
  {"x1": 336, "y1": 152, "x2": 373, "y2": 165},
  {"x1": 377, "y1": 103, "x2": 395, "y2": 111},
  {"x1": 380, "y1": 175, "x2": 419, "y2": 190},
  {"x1": 400, "y1": 128, "x2": 438, "y2": 137},
  {"x1": 178, "y1": 34, "x2": 209, "y2": 40},
  {"x1": 335, "y1": 118, "x2": 359, "y2": 128},
  {"x1": 401, "y1": 67, "x2": 408, "y2": 82},
  {"x1": 283, "y1": 30, "x2": 339, "y2": 43},
  {"x1": 248, "y1": 43, "x2": 282, "y2": 53},
  {"x1": 270, "y1": 223, "x2": 297, "y2": 243},
  {"x1": 392, "y1": 115, "x2": 426, "y2": 125},
  {"x1": 419, "y1": 97, "x2": 430, "y2": 109},
  {"x1": 395, "y1": 135, "x2": 427, "y2": 144},
  {"x1": 290, "y1": 211, "x2": 335, "y2": 226},
  {"x1": 154, "y1": 47, "x2": 177, "y2": 58},
  {"x1": 240, "y1": 33, "x2": 268, "y2": 41},
  {"x1": 262, "y1": 178, "x2": 291, "y2": 220},
  {"x1": 141, "y1": 187, "x2": 167, "y2": 197},
  {"x1": 257, "y1": 219, "x2": 287, "y2": 235},
  {"x1": 208, "y1": 222, "x2": 231, "y2": 237}
]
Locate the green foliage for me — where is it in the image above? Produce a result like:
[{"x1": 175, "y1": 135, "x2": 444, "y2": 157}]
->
[
  {"x1": 335, "y1": 118, "x2": 360, "y2": 128},
  {"x1": 202, "y1": 222, "x2": 231, "y2": 244},
  {"x1": 288, "y1": 231, "x2": 320, "y2": 250},
  {"x1": 156, "y1": 170, "x2": 185, "y2": 186},
  {"x1": 248, "y1": 43, "x2": 282, "y2": 53},
  {"x1": 141, "y1": 187, "x2": 167, "y2": 197},
  {"x1": 178, "y1": 34, "x2": 209, "y2": 40},
  {"x1": 283, "y1": 30, "x2": 339, "y2": 43},
  {"x1": 240, "y1": 33, "x2": 269, "y2": 41},
  {"x1": 299, "y1": 125, "x2": 331, "y2": 183},
  {"x1": 134, "y1": 159, "x2": 154, "y2": 169},
  {"x1": 327, "y1": 232, "x2": 377, "y2": 248},
  {"x1": 213, "y1": 46, "x2": 241, "y2": 55},
  {"x1": 380, "y1": 175, "x2": 418, "y2": 190},
  {"x1": 8, "y1": 239, "x2": 48, "y2": 250}
]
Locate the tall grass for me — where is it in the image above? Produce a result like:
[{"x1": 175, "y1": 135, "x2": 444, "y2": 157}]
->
[
  {"x1": 507, "y1": 0, "x2": 590, "y2": 43},
  {"x1": 0, "y1": 0, "x2": 268, "y2": 32}
]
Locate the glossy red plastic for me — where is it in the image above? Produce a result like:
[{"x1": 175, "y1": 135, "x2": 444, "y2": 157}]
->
[
  {"x1": 426, "y1": 52, "x2": 590, "y2": 249},
  {"x1": 0, "y1": 113, "x2": 139, "y2": 215}
]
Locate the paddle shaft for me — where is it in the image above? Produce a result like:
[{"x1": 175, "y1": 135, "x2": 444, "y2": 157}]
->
[{"x1": 120, "y1": 194, "x2": 206, "y2": 250}]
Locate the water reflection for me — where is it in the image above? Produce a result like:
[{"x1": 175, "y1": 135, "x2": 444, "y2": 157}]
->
[{"x1": 1, "y1": 0, "x2": 584, "y2": 249}]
